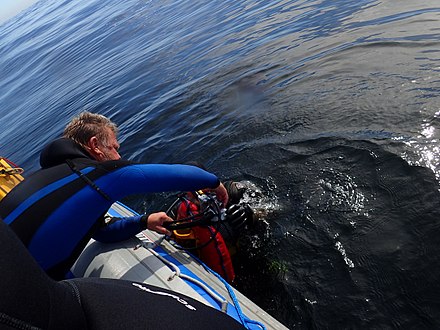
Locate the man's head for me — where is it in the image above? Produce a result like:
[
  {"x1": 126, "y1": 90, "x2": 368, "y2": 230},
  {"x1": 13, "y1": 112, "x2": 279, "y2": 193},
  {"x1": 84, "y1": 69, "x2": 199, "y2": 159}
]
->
[{"x1": 63, "y1": 111, "x2": 121, "y2": 161}]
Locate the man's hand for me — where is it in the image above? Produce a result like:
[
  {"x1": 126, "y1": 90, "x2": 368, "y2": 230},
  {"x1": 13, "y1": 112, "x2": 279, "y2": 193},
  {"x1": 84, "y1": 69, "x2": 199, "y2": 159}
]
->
[
  {"x1": 212, "y1": 182, "x2": 229, "y2": 207},
  {"x1": 145, "y1": 212, "x2": 173, "y2": 236}
]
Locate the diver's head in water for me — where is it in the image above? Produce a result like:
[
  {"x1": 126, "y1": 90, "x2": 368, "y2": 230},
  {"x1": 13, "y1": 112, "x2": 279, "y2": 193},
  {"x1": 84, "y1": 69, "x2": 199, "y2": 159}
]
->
[
  {"x1": 223, "y1": 180, "x2": 256, "y2": 232},
  {"x1": 224, "y1": 181, "x2": 246, "y2": 207}
]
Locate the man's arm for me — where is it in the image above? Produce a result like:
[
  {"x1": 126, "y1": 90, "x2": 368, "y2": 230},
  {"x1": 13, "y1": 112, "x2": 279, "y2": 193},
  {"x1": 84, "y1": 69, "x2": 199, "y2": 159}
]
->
[{"x1": 93, "y1": 212, "x2": 172, "y2": 243}]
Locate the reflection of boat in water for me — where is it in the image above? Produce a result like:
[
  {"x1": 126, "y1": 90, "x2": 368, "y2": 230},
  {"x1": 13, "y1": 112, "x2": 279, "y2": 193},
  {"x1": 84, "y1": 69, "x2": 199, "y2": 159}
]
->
[{"x1": 72, "y1": 201, "x2": 288, "y2": 330}]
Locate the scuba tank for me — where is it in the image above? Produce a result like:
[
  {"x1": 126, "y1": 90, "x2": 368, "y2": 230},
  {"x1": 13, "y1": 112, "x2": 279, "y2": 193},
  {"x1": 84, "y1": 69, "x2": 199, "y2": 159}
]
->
[
  {"x1": 166, "y1": 182, "x2": 256, "y2": 284},
  {"x1": 174, "y1": 191, "x2": 236, "y2": 283}
]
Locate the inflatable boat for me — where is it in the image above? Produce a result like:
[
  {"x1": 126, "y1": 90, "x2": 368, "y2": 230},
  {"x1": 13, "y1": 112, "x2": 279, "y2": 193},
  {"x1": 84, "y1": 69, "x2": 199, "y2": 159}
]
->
[
  {"x1": 0, "y1": 157, "x2": 287, "y2": 329},
  {"x1": 71, "y1": 201, "x2": 288, "y2": 330}
]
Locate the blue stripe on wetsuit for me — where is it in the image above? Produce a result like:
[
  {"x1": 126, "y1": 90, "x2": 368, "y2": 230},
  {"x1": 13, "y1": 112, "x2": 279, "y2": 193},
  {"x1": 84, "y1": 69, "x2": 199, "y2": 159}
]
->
[
  {"x1": 3, "y1": 167, "x2": 95, "y2": 225},
  {"x1": 23, "y1": 164, "x2": 219, "y2": 271}
]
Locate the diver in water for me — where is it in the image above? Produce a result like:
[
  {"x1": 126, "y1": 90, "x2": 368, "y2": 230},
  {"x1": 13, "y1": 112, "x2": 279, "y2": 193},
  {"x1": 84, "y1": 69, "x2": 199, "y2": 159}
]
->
[
  {"x1": 221, "y1": 180, "x2": 256, "y2": 243},
  {"x1": 166, "y1": 174, "x2": 256, "y2": 284}
]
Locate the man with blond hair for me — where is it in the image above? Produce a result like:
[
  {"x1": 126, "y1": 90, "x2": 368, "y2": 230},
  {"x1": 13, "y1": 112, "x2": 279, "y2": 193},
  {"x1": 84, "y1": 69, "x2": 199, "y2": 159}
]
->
[
  {"x1": 62, "y1": 111, "x2": 121, "y2": 162},
  {"x1": 1, "y1": 111, "x2": 228, "y2": 280}
]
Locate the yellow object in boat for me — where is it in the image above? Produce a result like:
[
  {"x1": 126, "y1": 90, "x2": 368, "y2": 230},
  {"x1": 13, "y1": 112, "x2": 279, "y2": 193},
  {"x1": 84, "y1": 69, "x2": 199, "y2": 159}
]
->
[{"x1": 0, "y1": 158, "x2": 24, "y2": 201}]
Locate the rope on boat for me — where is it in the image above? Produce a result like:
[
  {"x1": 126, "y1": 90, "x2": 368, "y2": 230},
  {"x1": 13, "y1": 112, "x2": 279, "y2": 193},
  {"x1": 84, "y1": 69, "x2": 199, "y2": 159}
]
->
[
  {"x1": 0, "y1": 167, "x2": 24, "y2": 175},
  {"x1": 0, "y1": 158, "x2": 24, "y2": 176},
  {"x1": 137, "y1": 230, "x2": 267, "y2": 329},
  {"x1": 197, "y1": 257, "x2": 267, "y2": 330},
  {"x1": 147, "y1": 246, "x2": 229, "y2": 312},
  {"x1": 154, "y1": 237, "x2": 266, "y2": 330}
]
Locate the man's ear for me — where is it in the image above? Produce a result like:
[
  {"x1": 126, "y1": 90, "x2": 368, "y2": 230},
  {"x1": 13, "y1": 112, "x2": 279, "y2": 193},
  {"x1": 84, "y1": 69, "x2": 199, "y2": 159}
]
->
[
  {"x1": 88, "y1": 136, "x2": 99, "y2": 150},
  {"x1": 86, "y1": 136, "x2": 103, "y2": 160}
]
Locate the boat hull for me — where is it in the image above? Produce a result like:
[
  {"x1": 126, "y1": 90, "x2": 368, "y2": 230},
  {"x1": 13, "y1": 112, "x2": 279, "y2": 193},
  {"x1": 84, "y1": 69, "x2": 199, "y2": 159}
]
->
[{"x1": 72, "y1": 202, "x2": 288, "y2": 330}]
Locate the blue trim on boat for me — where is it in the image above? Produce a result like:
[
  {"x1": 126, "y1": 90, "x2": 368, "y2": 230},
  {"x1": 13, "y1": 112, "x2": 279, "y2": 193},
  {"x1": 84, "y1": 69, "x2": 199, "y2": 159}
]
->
[
  {"x1": 108, "y1": 203, "x2": 241, "y2": 320},
  {"x1": 108, "y1": 201, "x2": 264, "y2": 329}
]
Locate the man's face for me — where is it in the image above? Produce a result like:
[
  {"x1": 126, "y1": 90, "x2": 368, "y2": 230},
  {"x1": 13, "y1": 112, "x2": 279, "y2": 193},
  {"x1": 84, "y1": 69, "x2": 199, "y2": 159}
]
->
[
  {"x1": 96, "y1": 129, "x2": 121, "y2": 161},
  {"x1": 85, "y1": 127, "x2": 121, "y2": 162}
]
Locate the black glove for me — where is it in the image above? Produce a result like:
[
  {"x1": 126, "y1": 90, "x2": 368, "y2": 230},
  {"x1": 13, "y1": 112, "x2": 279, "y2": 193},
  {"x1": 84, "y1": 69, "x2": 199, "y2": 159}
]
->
[{"x1": 224, "y1": 204, "x2": 253, "y2": 232}]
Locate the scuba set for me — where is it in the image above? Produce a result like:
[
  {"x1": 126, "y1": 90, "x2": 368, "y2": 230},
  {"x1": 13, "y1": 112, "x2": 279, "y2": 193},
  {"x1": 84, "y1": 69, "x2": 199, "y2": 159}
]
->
[
  {"x1": 165, "y1": 188, "x2": 254, "y2": 245},
  {"x1": 165, "y1": 191, "x2": 226, "y2": 232},
  {"x1": 164, "y1": 185, "x2": 255, "y2": 283}
]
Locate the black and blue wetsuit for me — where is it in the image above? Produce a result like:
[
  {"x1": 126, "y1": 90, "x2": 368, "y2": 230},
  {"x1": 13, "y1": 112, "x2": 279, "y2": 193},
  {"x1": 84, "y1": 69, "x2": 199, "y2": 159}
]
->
[
  {"x1": 0, "y1": 138, "x2": 221, "y2": 280},
  {"x1": 0, "y1": 217, "x2": 245, "y2": 330}
]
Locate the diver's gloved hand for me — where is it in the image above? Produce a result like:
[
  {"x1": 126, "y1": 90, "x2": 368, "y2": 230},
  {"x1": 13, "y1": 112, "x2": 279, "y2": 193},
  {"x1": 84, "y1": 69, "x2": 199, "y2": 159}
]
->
[{"x1": 224, "y1": 204, "x2": 253, "y2": 232}]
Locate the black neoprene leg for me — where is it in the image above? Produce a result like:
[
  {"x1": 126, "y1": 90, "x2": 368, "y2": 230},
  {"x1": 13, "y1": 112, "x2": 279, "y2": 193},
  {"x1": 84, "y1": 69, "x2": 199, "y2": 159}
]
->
[
  {"x1": 0, "y1": 219, "x2": 245, "y2": 329},
  {"x1": 69, "y1": 278, "x2": 246, "y2": 330},
  {"x1": 0, "y1": 219, "x2": 86, "y2": 329}
]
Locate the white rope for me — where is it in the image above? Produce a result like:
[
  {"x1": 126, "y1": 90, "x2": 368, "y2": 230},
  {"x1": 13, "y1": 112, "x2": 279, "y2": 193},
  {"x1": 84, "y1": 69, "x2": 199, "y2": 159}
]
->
[{"x1": 146, "y1": 244, "x2": 229, "y2": 312}]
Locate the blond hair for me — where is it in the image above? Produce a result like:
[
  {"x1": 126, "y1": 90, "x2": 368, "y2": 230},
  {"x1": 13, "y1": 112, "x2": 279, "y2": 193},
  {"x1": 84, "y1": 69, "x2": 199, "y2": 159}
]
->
[{"x1": 63, "y1": 111, "x2": 118, "y2": 147}]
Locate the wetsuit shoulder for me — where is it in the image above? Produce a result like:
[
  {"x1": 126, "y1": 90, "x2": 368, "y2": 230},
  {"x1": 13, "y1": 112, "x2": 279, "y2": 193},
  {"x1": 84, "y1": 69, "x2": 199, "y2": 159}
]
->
[{"x1": 40, "y1": 138, "x2": 91, "y2": 168}]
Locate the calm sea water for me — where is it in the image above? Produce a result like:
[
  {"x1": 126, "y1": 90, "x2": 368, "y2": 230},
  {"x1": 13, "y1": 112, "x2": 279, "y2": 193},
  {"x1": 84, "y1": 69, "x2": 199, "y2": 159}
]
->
[{"x1": 2, "y1": 0, "x2": 440, "y2": 328}]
